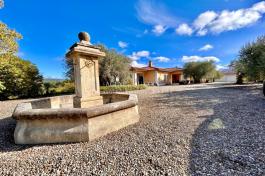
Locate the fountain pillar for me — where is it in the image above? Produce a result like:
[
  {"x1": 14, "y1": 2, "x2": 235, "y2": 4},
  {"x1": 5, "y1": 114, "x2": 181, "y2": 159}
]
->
[{"x1": 66, "y1": 32, "x2": 105, "y2": 108}]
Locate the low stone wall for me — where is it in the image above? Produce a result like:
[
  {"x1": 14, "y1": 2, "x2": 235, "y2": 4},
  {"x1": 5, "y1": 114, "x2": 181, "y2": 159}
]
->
[
  {"x1": 30, "y1": 95, "x2": 74, "y2": 109},
  {"x1": 28, "y1": 94, "x2": 131, "y2": 109},
  {"x1": 12, "y1": 93, "x2": 140, "y2": 144}
]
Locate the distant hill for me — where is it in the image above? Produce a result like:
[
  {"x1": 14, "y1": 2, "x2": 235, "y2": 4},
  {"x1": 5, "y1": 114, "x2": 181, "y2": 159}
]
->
[
  {"x1": 219, "y1": 67, "x2": 236, "y2": 74},
  {"x1": 44, "y1": 78, "x2": 65, "y2": 83}
]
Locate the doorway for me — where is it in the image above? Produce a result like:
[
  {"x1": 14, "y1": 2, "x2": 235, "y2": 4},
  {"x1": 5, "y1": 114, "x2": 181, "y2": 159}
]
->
[
  {"x1": 172, "y1": 74, "x2": 180, "y2": 83},
  {"x1": 138, "y1": 74, "x2": 144, "y2": 84}
]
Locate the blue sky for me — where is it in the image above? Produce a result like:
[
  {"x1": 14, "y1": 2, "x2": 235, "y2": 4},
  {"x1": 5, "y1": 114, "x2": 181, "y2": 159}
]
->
[{"x1": 1, "y1": 0, "x2": 265, "y2": 78}]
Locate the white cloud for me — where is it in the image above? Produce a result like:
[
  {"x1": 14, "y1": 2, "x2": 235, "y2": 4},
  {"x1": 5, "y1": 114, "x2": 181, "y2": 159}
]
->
[
  {"x1": 135, "y1": 0, "x2": 178, "y2": 27},
  {"x1": 209, "y1": 9, "x2": 261, "y2": 33},
  {"x1": 176, "y1": 23, "x2": 193, "y2": 36},
  {"x1": 118, "y1": 41, "x2": 128, "y2": 48},
  {"x1": 154, "y1": 56, "x2": 170, "y2": 62},
  {"x1": 193, "y1": 11, "x2": 218, "y2": 30},
  {"x1": 128, "y1": 50, "x2": 150, "y2": 60},
  {"x1": 131, "y1": 60, "x2": 146, "y2": 67},
  {"x1": 216, "y1": 64, "x2": 229, "y2": 70},
  {"x1": 135, "y1": 1, "x2": 265, "y2": 36},
  {"x1": 181, "y1": 55, "x2": 220, "y2": 63},
  {"x1": 197, "y1": 29, "x2": 208, "y2": 36},
  {"x1": 199, "y1": 44, "x2": 214, "y2": 51},
  {"x1": 152, "y1": 25, "x2": 167, "y2": 35},
  {"x1": 194, "y1": 1, "x2": 265, "y2": 35},
  {"x1": 252, "y1": 1, "x2": 265, "y2": 13}
]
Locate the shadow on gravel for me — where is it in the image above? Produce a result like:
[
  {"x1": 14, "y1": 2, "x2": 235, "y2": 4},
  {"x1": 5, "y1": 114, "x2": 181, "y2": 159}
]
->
[
  {"x1": 154, "y1": 85, "x2": 265, "y2": 175},
  {"x1": 0, "y1": 117, "x2": 32, "y2": 152},
  {"x1": 0, "y1": 116, "x2": 80, "y2": 153},
  {"x1": 189, "y1": 88, "x2": 265, "y2": 175}
]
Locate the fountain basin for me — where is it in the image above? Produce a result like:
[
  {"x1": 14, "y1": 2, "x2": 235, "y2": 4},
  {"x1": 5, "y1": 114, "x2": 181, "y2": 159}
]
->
[{"x1": 12, "y1": 93, "x2": 140, "y2": 144}]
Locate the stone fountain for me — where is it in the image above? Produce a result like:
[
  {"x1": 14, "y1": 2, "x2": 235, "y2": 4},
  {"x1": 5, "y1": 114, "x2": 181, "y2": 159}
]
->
[{"x1": 12, "y1": 32, "x2": 140, "y2": 144}]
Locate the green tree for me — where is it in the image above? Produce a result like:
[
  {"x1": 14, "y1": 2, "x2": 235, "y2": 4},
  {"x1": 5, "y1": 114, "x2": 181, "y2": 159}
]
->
[
  {"x1": 205, "y1": 70, "x2": 223, "y2": 82},
  {"x1": 65, "y1": 44, "x2": 132, "y2": 86},
  {"x1": 98, "y1": 45, "x2": 131, "y2": 85},
  {"x1": 0, "y1": 22, "x2": 22, "y2": 54},
  {"x1": 0, "y1": 21, "x2": 43, "y2": 99},
  {"x1": 0, "y1": 55, "x2": 43, "y2": 99},
  {"x1": 0, "y1": 81, "x2": 5, "y2": 93},
  {"x1": 65, "y1": 57, "x2": 74, "y2": 81},
  {"x1": 183, "y1": 61, "x2": 217, "y2": 83},
  {"x1": 233, "y1": 35, "x2": 265, "y2": 82},
  {"x1": 263, "y1": 81, "x2": 265, "y2": 96}
]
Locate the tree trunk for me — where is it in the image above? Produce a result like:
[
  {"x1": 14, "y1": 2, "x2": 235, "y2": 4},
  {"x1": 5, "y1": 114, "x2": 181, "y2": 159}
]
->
[
  {"x1": 193, "y1": 76, "x2": 201, "y2": 84},
  {"x1": 263, "y1": 81, "x2": 265, "y2": 96}
]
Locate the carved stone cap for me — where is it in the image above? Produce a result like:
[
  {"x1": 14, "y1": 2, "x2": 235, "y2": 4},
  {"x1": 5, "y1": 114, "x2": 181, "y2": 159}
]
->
[
  {"x1": 66, "y1": 32, "x2": 106, "y2": 58},
  {"x1": 78, "y1": 32, "x2": 90, "y2": 42}
]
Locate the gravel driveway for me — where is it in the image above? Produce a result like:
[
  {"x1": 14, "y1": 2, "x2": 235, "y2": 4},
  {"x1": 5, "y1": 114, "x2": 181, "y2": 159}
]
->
[{"x1": 0, "y1": 83, "x2": 264, "y2": 175}]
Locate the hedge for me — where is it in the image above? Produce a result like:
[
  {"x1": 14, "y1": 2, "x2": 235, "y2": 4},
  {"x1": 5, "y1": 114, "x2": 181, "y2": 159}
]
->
[
  {"x1": 45, "y1": 83, "x2": 147, "y2": 95},
  {"x1": 100, "y1": 85, "x2": 147, "y2": 92}
]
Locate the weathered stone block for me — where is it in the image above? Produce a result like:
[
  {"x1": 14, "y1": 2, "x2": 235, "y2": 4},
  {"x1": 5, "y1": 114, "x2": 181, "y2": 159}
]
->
[{"x1": 13, "y1": 93, "x2": 140, "y2": 144}]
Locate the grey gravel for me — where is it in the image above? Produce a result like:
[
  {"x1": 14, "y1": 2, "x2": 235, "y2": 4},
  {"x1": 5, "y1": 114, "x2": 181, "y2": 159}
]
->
[{"x1": 0, "y1": 83, "x2": 264, "y2": 175}]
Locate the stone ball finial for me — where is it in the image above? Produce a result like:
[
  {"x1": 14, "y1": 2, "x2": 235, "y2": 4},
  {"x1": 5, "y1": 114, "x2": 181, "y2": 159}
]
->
[{"x1": 78, "y1": 32, "x2": 90, "y2": 42}]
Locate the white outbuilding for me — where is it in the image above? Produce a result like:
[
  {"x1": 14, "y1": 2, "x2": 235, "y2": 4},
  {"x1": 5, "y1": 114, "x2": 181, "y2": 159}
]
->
[{"x1": 216, "y1": 68, "x2": 237, "y2": 83}]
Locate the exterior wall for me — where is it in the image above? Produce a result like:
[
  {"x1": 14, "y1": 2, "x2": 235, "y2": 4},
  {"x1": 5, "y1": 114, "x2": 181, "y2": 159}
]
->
[
  {"x1": 143, "y1": 71, "x2": 155, "y2": 84},
  {"x1": 131, "y1": 70, "x2": 184, "y2": 85},
  {"x1": 216, "y1": 74, "x2": 237, "y2": 82},
  {"x1": 180, "y1": 74, "x2": 184, "y2": 81},
  {"x1": 157, "y1": 72, "x2": 169, "y2": 85},
  {"x1": 132, "y1": 72, "x2": 137, "y2": 85},
  {"x1": 154, "y1": 71, "x2": 158, "y2": 84}
]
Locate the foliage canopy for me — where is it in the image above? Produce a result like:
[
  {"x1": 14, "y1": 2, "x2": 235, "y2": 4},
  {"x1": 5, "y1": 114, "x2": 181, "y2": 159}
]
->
[
  {"x1": 0, "y1": 22, "x2": 22, "y2": 54},
  {"x1": 65, "y1": 44, "x2": 132, "y2": 86},
  {"x1": 0, "y1": 21, "x2": 43, "y2": 99},
  {"x1": 232, "y1": 36, "x2": 265, "y2": 82},
  {"x1": 183, "y1": 61, "x2": 220, "y2": 83},
  {"x1": 0, "y1": 55, "x2": 43, "y2": 99},
  {"x1": 98, "y1": 45, "x2": 132, "y2": 86}
]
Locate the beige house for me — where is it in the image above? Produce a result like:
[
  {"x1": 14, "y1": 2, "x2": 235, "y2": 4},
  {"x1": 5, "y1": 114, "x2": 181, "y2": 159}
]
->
[{"x1": 131, "y1": 61, "x2": 184, "y2": 85}]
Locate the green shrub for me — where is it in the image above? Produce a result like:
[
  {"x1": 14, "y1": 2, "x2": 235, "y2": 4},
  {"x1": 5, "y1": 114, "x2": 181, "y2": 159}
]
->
[
  {"x1": 0, "y1": 81, "x2": 5, "y2": 93},
  {"x1": 43, "y1": 82, "x2": 147, "y2": 96},
  {"x1": 49, "y1": 81, "x2": 75, "y2": 95},
  {"x1": 100, "y1": 85, "x2": 147, "y2": 92},
  {"x1": 0, "y1": 54, "x2": 43, "y2": 99}
]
